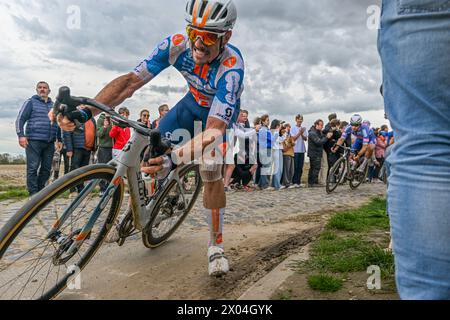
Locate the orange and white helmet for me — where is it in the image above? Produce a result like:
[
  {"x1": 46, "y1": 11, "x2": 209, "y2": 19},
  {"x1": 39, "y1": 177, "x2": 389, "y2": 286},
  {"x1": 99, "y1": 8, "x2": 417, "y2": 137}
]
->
[{"x1": 185, "y1": 0, "x2": 237, "y2": 31}]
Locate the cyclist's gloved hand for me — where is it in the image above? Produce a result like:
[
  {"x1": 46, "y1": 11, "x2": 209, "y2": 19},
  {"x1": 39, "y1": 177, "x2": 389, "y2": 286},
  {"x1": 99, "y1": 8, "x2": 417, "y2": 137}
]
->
[
  {"x1": 141, "y1": 155, "x2": 173, "y2": 180},
  {"x1": 64, "y1": 107, "x2": 93, "y2": 124},
  {"x1": 54, "y1": 106, "x2": 93, "y2": 132}
]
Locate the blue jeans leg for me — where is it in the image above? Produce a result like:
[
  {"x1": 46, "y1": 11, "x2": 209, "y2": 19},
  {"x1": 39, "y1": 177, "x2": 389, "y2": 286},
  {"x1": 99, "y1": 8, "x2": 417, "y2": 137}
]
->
[
  {"x1": 293, "y1": 153, "x2": 304, "y2": 185},
  {"x1": 271, "y1": 150, "x2": 283, "y2": 189},
  {"x1": 379, "y1": 0, "x2": 450, "y2": 299},
  {"x1": 37, "y1": 142, "x2": 55, "y2": 190},
  {"x1": 258, "y1": 148, "x2": 271, "y2": 188},
  {"x1": 26, "y1": 140, "x2": 42, "y2": 195}
]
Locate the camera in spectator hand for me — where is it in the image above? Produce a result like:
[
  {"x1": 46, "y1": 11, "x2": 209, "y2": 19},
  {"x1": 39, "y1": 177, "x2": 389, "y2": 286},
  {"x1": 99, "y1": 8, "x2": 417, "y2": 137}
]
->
[{"x1": 104, "y1": 114, "x2": 111, "y2": 127}]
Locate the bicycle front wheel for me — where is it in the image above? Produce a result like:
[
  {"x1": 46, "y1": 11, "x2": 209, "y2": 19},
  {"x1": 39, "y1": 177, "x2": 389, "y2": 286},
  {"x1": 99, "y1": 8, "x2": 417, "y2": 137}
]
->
[
  {"x1": 0, "y1": 164, "x2": 124, "y2": 300},
  {"x1": 326, "y1": 157, "x2": 346, "y2": 194}
]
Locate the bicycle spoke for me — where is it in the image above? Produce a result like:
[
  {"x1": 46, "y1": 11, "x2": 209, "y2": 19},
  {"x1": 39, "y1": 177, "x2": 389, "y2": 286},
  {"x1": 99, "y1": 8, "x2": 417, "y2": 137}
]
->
[
  {"x1": 0, "y1": 239, "x2": 51, "y2": 272},
  {"x1": 34, "y1": 255, "x2": 55, "y2": 299},
  {"x1": 0, "y1": 239, "x2": 53, "y2": 292},
  {"x1": 1, "y1": 167, "x2": 120, "y2": 299},
  {"x1": 16, "y1": 258, "x2": 53, "y2": 300},
  {"x1": 1, "y1": 253, "x2": 54, "y2": 274},
  {"x1": 14, "y1": 241, "x2": 52, "y2": 300}
]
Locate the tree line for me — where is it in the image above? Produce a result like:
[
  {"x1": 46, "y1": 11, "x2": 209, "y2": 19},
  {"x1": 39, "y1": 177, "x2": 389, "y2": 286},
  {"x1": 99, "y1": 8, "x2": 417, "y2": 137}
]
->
[{"x1": 0, "y1": 153, "x2": 26, "y2": 165}]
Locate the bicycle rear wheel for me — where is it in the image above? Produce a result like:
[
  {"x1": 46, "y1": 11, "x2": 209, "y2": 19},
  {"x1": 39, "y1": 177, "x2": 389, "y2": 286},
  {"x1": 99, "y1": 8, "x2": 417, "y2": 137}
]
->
[
  {"x1": 142, "y1": 164, "x2": 202, "y2": 248},
  {"x1": 349, "y1": 162, "x2": 369, "y2": 190},
  {"x1": 0, "y1": 164, "x2": 124, "y2": 300},
  {"x1": 326, "y1": 157, "x2": 346, "y2": 194}
]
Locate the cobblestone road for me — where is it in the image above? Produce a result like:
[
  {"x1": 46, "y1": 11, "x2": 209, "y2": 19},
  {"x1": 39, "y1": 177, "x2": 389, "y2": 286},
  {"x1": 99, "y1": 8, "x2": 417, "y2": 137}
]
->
[
  {"x1": 0, "y1": 183, "x2": 386, "y2": 230},
  {"x1": 185, "y1": 183, "x2": 386, "y2": 228},
  {"x1": 0, "y1": 183, "x2": 386, "y2": 300}
]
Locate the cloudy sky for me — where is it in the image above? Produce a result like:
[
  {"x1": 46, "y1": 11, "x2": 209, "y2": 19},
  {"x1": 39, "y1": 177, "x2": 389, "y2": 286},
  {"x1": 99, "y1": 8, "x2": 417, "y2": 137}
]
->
[{"x1": 0, "y1": 0, "x2": 385, "y2": 155}]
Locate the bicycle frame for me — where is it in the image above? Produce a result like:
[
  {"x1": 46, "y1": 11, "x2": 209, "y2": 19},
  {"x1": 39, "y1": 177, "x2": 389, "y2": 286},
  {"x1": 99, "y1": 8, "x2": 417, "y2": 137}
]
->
[
  {"x1": 46, "y1": 128, "x2": 194, "y2": 257},
  {"x1": 45, "y1": 86, "x2": 198, "y2": 256}
]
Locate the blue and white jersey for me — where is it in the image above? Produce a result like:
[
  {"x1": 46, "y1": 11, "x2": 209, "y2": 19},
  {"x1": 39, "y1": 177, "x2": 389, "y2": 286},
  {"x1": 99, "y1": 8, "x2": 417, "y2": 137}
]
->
[
  {"x1": 341, "y1": 124, "x2": 376, "y2": 149},
  {"x1": 134, "y1": 34, "x2": 245, "y2": 125}
]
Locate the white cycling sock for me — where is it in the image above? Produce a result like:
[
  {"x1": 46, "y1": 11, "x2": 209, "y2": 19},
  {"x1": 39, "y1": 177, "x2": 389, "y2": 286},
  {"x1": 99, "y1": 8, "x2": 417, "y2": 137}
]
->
[{"x1": 206, "y1": 208, "x2": 225, "y2": 249}]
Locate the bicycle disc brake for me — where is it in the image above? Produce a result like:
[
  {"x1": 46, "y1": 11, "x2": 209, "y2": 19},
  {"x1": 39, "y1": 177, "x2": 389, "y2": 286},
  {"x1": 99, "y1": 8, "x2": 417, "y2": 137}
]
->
[{"x1": 52, "y1": 229, "x2": 89, "y2": 265}]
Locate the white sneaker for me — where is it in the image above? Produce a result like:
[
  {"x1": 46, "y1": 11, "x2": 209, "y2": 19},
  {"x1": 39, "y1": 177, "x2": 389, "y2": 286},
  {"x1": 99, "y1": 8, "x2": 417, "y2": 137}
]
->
[
  {"x1": 105, "y1": 223, "x2": 120, "y2": 243},
  {"x1": 265, "y1": 187, "x2": 276, "y2": 191},
  {"x1": 105, "y1": 213, "x2": 126, "y2": 244},
  {"x1": 208, "y1": 246, "x2": 229, "y2": 277}
]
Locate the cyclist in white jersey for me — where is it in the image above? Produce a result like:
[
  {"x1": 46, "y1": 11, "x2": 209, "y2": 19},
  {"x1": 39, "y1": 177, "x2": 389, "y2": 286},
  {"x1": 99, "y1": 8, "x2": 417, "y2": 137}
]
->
[{"x1": 52, "y1": 0, "x2": 244, "y2": 277}]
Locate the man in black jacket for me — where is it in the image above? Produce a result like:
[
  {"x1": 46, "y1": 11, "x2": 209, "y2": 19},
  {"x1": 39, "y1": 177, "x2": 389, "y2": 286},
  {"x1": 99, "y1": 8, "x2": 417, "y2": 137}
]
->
[
  {"x1": 308, "y1": 119, "x2": 333, "y2": 187},
  {"x1": 323, "y1": 118, "x2": 341, "y2": 177}
]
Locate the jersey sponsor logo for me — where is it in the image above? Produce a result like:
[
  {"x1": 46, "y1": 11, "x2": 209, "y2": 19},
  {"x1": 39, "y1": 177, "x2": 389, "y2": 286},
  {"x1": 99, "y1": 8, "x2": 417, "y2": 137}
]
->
[
  {"x1": 183, "y1": 72, "x2": 215, "y2": 94},
  {"x1": 215, "y1": 112, "x2": 231, "y2": 122},
  {"x1": 148, "y1": 47, "x2": 159, "y2": 61},
  {"x1": 172, "y1": 34, "x2": 185, "y2": 46},
  {"x1": 225, "y1": 71, "x2": 240, "y2": 105},
  {"x1": 158, "y1": 39, "x2": 169, "y2": 51},
  {"x1": 134, "y1": 61, "x2": 153, "y2": 82},
  {"x1": 190, "y1": 85, "x2": 211, "y2": 107},
  {"x1": 223, "y1": 56, "x2": 237, "y2": 68},
  {"x1": 225, "y1": 107, "x2": 233, "y2": 118},
  {"x1": 211, "y1": 100, "x2": 234, "y2": 124}
]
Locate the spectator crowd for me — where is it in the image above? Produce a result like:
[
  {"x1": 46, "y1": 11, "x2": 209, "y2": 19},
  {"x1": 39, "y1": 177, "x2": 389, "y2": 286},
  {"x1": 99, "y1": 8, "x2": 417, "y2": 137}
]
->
[
  {"x1": 15, "y1": 81, "x2": 393, "y2": 196},
  {"x1": 15, "y1": 81, "x2": 172, "y2": 196},
  {"x1": 223, "y1": 110, "x2": 393, "y2": 193}
]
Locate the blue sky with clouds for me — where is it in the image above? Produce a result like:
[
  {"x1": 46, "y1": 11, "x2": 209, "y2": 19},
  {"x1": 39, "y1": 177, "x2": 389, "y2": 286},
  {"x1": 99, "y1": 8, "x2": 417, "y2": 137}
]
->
[{"x1": 0, "y1": 0, "x2": 385, "y2": 155}]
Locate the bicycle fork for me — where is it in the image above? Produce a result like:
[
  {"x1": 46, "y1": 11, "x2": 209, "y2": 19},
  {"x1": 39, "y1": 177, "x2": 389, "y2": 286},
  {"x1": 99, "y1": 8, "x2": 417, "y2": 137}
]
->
[{"x1": 46, "y1": 173, "x2": 124, "y2": 264}]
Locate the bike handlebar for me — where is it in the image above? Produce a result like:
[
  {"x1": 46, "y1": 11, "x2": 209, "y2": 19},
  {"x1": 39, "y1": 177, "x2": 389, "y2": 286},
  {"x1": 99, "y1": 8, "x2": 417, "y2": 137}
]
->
[
  {"x1": 53, "y1": 86, "x2": 171, "y2": 158},
  {"x1": 333, "y1": 144, "x2": 351, "y2": 151}
]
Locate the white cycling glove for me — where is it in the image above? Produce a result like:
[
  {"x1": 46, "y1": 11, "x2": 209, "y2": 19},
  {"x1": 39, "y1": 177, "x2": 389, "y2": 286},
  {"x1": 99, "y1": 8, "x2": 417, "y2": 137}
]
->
[{"x1": 156, "y1": 155, "x2": 173, "y2": 180}]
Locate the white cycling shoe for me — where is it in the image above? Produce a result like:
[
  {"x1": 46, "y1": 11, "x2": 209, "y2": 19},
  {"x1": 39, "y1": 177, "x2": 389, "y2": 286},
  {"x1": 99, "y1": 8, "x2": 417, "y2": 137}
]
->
[
  {"x1": 104, "y1": 213, "x2": 126, "y2": 244},
  {"x1": 208, "y1": 246, "x2": 229, "y2": 277},
  {"x1": 104, "y1": 223, "x2": 120, "y2": 243}
]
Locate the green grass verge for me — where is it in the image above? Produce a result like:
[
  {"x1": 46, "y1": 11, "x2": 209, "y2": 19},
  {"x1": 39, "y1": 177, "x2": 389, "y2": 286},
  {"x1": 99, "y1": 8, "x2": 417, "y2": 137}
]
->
[
  {"x1": 307, "y1": 274, "x2": 343, "y2": 293},
  {"x1": 0, "y1": 178, "x2": 26, "y2": 192},
  {"x1": 306, "y1": 234, "x2": 394, "y2": 277},
  {"x1": 327, "y1": 197, "x2": 389, "y2": 232},
  {"x1": 0, "y1": 185, "x2": 26, "y2": 192},
  {"x1": 0, "y1": 188, "x2": 29, "y2": 201},
  {"x1": 296, "y1": 197, "x2": 395, "y2": 293}
]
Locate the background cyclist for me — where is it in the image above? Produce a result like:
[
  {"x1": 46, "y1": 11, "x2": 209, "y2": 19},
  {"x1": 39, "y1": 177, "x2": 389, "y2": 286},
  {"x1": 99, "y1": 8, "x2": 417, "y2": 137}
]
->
[{"x1": 333, "y1": 114, "x2": 376, "y2": 173}]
